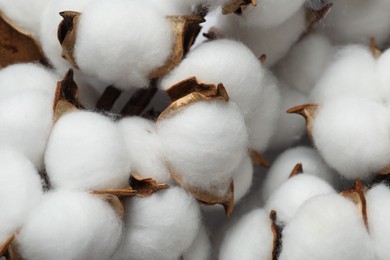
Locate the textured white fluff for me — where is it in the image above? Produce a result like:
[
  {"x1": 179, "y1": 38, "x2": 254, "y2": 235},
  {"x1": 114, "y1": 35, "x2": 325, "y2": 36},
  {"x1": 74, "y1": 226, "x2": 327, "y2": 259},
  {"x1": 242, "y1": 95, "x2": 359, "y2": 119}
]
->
[
  {"x1": 268, "y1": 83, "x2": 308, "y2": 150},
  {"x1": 376, "y1": 49, "x2": 390, "y2": 104},
  {"x1": 321, "y1": 0, "x2": 390, "y2": 46},
  {"x1": 17, "y1": 190, "x2": 122, "y2": 260},
  {"x1": 214, "y1": 7, "x2": 306, "y2": 66},
  {"x1": 161, "y1": 39, "x2": 265, "y2": 117},
  {"x1": 45, "y1": 111, "x2": 131, "y2": 191},
  {"x1": 182, "y1": 225, "x2": 211, "y2": 260},
  {"x1": 0, "y1": 149, "x2": 43, "y2": 244},
  {"x1": 74, "y1": 0, "x2": 173, "y2": 89},
  {"x1": 275, "y1": 33, "x2": 334, "y2": 95},
  {"x1": 261, "y1": 146, "x2": 337, "y2": 201},
  {"x1": 232, "y1": 153, "x2": 253, "y2": 203},
  {"x1": 279, "y1": 194, "x2": 375, "y2": 260},
  {"x1": 0, "y1": 63, "x2": 60, "y2": 99},
  {"x1": 0, "y1": 0, "x2": 49, "y2": 37},
  {"x1": 366, "y1": 184, "x2": 390, "y2": 260},
  {"x1": 264, "y1": 174, "x2": 335, "y2": 223},
  {"x1": 0, "y1": 91, "x2": 53, "y2": 170},
  {"x1": 246, "y1": 70, "x2": 281, "y2": 152},
  {"x1": 118, "y1": 117, "x2": 172, "y2": 184},
  {"x1": 114, "y1": 187, "x2": 201, "y2": 260},
  {"x1": 311, "y1": 45, "x2": 380, "y2": 104},
  {"x1": 312, "y1": 97, "x2": 390, "y2": 179},
  {"x1": 157, "y1": 101, "x2": 248, "y2": 196},
  {"x1": 219, "y1": 209, "x2": 273, "y2": 260}
]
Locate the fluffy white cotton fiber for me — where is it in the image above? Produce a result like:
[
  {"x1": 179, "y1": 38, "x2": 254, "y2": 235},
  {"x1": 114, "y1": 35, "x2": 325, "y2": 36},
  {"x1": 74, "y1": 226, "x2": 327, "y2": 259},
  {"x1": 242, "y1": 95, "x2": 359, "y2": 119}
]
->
[
  {"x1": 182, "y1": 225, "x2": 211, "y2": 260},
  {"x1": 279, "y1": 194, "x2": 375, "y2": 260},
  {"x1": 376, "y1": 49, "x2": 390, "y2": 103},
  {"x1": 16, "y1": 190, "x2": 123, "y2": 260},
  {"x1": 157, "y1": 100, "x2": 248, "y2": 196},
  {"x1": 74, "y1": 0, "x2": 174, "y2": 89},
  {"x1": 0, "y1": 149, "x2": 43, "y2": 244},
  {"x1": 232, "y1": 153, "x2": 253, "y2": 203},
  {"x1": 219, "y1": 209, "x2": 273, "y2": 260},
  {"x1": 45, "y1": 111, "x2": 131, "y2": 191},
  {"x1": 114, "y1": 187, "x2": 201, "y2": 260},
  {"x1": 161, "y1": 39, "x2": 265, "y2": 117},
  {"x1": 312, "y1": 97, "x2": 390, "y2": 179}
]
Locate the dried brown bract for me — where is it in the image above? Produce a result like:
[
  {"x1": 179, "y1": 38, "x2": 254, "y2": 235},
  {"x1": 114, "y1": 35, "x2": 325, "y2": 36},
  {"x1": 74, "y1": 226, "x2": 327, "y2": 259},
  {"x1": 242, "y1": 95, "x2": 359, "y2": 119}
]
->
[
  {"x1": 287, "y1": 103, "x2": 319, "y2": 140},
  {"x1": 370, "y1": 37, "x2": 382, "y2": 58},
  {"x1": 269, "y1": 210, "x2": 283, "y2": 260},
  {"x1": 250, "y1": 150, "x2": 270, "y2": 168},
  {"x1": 289, "y1": 163, "x2": 303, "y2": 178},
  {"x1": 58, "y1": 11, "x2": 80, "y2": 68},
  {"x1": 222, "y1": 0, "x2": 257, "y2": 15},
  {"x1": 304, "y1": 3, "x2": 332, "y2": 35}
]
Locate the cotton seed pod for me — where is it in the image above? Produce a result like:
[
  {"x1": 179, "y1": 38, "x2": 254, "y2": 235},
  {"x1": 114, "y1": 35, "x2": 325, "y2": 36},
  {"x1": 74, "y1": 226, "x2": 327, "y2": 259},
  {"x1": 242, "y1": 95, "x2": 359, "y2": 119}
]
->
[
  {"x1": 45, "y1": 111, "x2": 131, "y2": 191},
  {"x1": 16, "y1": 190, "x2": 123, "y2": 260},
  {"x1": 113, "y1": 187, "x2": 201, "y2": 260},
  {"x1": 161, "y1": 39, "x2": 264, "y2": 117},
  {"x1": 279, "y1": 194, "x2": 375, "y2": 260},
  {"x1": 265, "y1": 174, "x2": 335, "y2": 223},
  {"x1": 182, "y1": 225, "x2": 211, "y2": 260},
  {"x1": 219, "y1": 209, "x2": 273, "y2": 260},
  {"x1": 118, "y1": 116, "x2": 172, "y2": 184},
  {"x1": 0, "y1": 149, "x2": 43, "y2": 245}
]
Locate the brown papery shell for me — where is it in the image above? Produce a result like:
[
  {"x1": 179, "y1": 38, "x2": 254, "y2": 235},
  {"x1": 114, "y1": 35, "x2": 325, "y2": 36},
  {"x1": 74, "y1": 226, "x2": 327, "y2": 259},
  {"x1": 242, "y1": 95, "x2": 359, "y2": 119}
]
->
[
  {"x1": 58, "y1": 11, "x2": 80, "y2": 68},
  {"x1": 287, "y1": 103, "x2": 319, "y2": 141},
  {"x1": 222, "y1": 0, "x2": 257, "y2": 15},
  {"x1": 289, "y1": 163, "x2": 303, "y2": 178}
]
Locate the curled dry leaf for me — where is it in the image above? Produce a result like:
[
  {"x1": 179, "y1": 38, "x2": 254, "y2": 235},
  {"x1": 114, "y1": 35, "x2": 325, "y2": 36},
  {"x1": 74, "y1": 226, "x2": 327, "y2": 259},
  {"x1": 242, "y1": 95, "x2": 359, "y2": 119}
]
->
[
  {"x1": 269, "y1": 210, "x2": 283, "y2": 260},
  {"x1": 304, "y1": 3, "x2": 332, "y2": 35},
  {"x1": 250, "y1": 150, "x2": 270, "y2": 168},
  {"x1": 222, "y1": 0, "x2": 257, "y2": 15},
  {"x1": 340, "y1": 179, "x2": 369, "y2": 230},
  {"x1": 287, "y1": 103, "x2": 319, "y2": 140},
  {"x1": 57, "y1": 11, "x2": 80, "y2": 68},
  {"x1": 289, "y1": 163, "x2": 303, "y2": 178},
  {"x1": 370, "y1": 37, "x2": 382, "y2": 59},
  {"x1": 53, "y1": 69, "x2": 85, "y2": 122},
  {"x1": 0, "y1": 13, "x2": 45, "y2": 68}
]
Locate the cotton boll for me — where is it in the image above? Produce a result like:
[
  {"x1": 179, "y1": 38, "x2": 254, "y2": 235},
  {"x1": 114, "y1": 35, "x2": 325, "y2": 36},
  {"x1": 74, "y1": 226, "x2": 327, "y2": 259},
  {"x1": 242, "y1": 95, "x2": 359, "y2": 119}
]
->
[
  {"x1": 183, "y1": 225, "x2": 211, "y2": 260},
  {"x1": 219, "y1": 209, "x2": 273, "y2": 260},
  {"x1": 0, "y1": 63, "x2": 60, "y2": 99},
  {"x1": 114, "y1": 187, "x2": 201, "y2": 260},
  {"x1": 279, "y1": 194, "x2": 375, "y2": 260},
  {"x1": 261, "y1": 146, "x2": 337, "y2": 201},
  {"x1": 268, "y1": 83, "x2": 308, "y2": 150},
  {"x1": 312, "y1": 97, "x2": 390, "y2": 179},
  {"x1": 118, "y1": 117, "x2": 172, "y2": 184},
  {"x1": 265, "y1": 175, "x2": 335, "y2": 223},
  {"x1": 232, "y1": 153, "x2": 253, "y2": 203},
  {"x1": 157, "y1": 100, "x2": 248, "y2": 196},
  {"x1": 45, "y1": 111, "x2": 131, "y2": 191},
  {"x1": 17, "y1": 190, "x2": 122, "y2": 260},
  {"x1": 311, "y1": 45, "x2": 380, "y2": 104},
  {"x1": 275, "y1": 33, "x2": 334, "y2": 95},
  {"x1": 0, "y1": 91, "x2": 53, "y2": 170},
  {"x1": 0, "y1": 149, "x2": 43, "y2": 244}
]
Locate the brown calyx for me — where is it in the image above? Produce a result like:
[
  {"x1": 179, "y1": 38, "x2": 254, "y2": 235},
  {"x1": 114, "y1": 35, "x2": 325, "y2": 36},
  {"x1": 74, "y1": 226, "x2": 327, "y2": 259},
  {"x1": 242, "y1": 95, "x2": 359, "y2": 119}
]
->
[
  {"x1": 222, "y1": 0, "x2": 257, "y2": 15},
  {"x1": 250, "y1": 150, "x2": 270, "y2": 168},
  {"x1": 287, "y1": 103, "x2": 319, "y2": 140},
  {"x1": 289, "y1": 163, "x2": 303, "y2": 178},
  {"x1": 370, "y1": 37, "x2": 382, "y2": 59},
  {"x1": 269, "y1": 210, "x2": 283, "y2": 260},
  {"x1": 58, "y1": 11, "x2": 80, "y2": 68},
  {"x1": 304, "y1": 3, "x2": 332, "y2": 36}
]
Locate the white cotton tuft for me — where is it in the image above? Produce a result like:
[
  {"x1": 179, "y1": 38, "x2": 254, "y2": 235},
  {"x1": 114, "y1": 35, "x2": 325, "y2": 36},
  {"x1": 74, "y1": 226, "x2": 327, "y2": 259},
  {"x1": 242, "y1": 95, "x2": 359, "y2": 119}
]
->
[
  {"x1": 182, "y1": 225, "x2": 211, "y2": 260},
  {"x1": 311, "y1": 45, "x2": 379, "y2": 104},
  {"x1": 161, "y1": 39, "x2": 265, "y2": 117},
  {"x1": 366, "y1": 184, "x2": 390, "y2": 260},
  {"x1": 114, "y1": 187, "x2": 201, "y2": 260},
  {"x1": 275, "y1": 33, "x2": 334, "y2": 95},
  {"x1": 118, "y1": 117, "x2": 172, "y2": 184},
  {"x1": 0, "y1": 91, "x2": 53, "y2": 170},
  {"x1": 74, "y1": 0, "x2": 174, "y2": 89},
  {"x1": 312, "y1": 97, "x2": 390, "y2": 179},
  {"x1": 264, "y1": 174, "x2": 335, "y2": 223},
  {"x1": 0, "y1": 149, "x2": 43, "y2": 244},
  {"x1": 232, "y1": 153, "x2": 253, "y2": 203},
  {"x1": 279, "y1": 194, "x2": 375, "y2": 260},
  {"x1": 0, "y1": 63, "x2": 60, "y2": 99},
  {"x1": 376, "y1": 49, "x2": 390, "y2": 103},
  {"x1": 16, "y1": 190, "x2": 123, "y2": 260},
  {"x1": 157, "y1": 101, "x2": 248, "y2": 196},
  {"x1": 45, "y1": 111, "x2": 131, "y2": 191},
  {"x1": 219, "y1": 209, "x2": 273, "y2": 260}
]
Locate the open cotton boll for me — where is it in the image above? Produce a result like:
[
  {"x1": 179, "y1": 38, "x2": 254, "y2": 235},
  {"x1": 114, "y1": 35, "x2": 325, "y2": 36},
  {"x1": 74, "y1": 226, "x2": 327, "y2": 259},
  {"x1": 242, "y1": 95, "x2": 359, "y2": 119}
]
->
[
  {"x1": 312, "y1": 97, "x2": 390, "y2": 179},
  {"x1": 232, "y1": 153, "x2": 253, "y2": 203},
  {"x1": 261, "y1": 146, "x2": 337, "y2": 201},
  {"x1": 214, "y1": 7, "x2": 306, "y2": 66},
  {"x1": 275, "y1": 33, "x2": 334, "y2": 95},
  {"x1": 279, "y1": 194, "x2": 375, "y2": 260},
  {"x1": 45, "y1": 111, "x2": 131, "y2": 191},
  {"x1": 118, "y1": 116, "x2": 172, "y2": 184},
  {"x1": 0, "y1": 91, "x2": 53, "y2": 170},
  {"x1": 157, "y1": 100, "x2": 248, "y2": 196},
  {"x1": 182, "y1": 225, "x2": 211, "y2": 260},
  {"x1": 0, "y1": 149, "x2": 43, "y2": 244},
  {"x1": 264, "y1": 175, "x2": 335, "y2": 223},
  {"x1": 114, "y1": 187, "x2": 201, "y2": 260},
  {"x1": 219, "y1": 209, "x2": 273, "y2": 260},
  {"x1": 16, "y1": 190, "x2": 122, "y2": 260},
  {"x1": 366, "y1": 184, "x2": 390, "y2": 260},
  {"x1": 311, "y1": 45, "x2": 380, "y2": 104},
  {"x1": 161, "y1": 39, "x2": 264, "y2": 117},
  {"x1": 0, "y1": 63, "x2": 60, "y2": 99},
  {"x1": 74, "y1": 0, "x2": 174, "y2": 89},
  {"x1": 268, "y1": 83, "x2": 308, "y2": 150}
]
